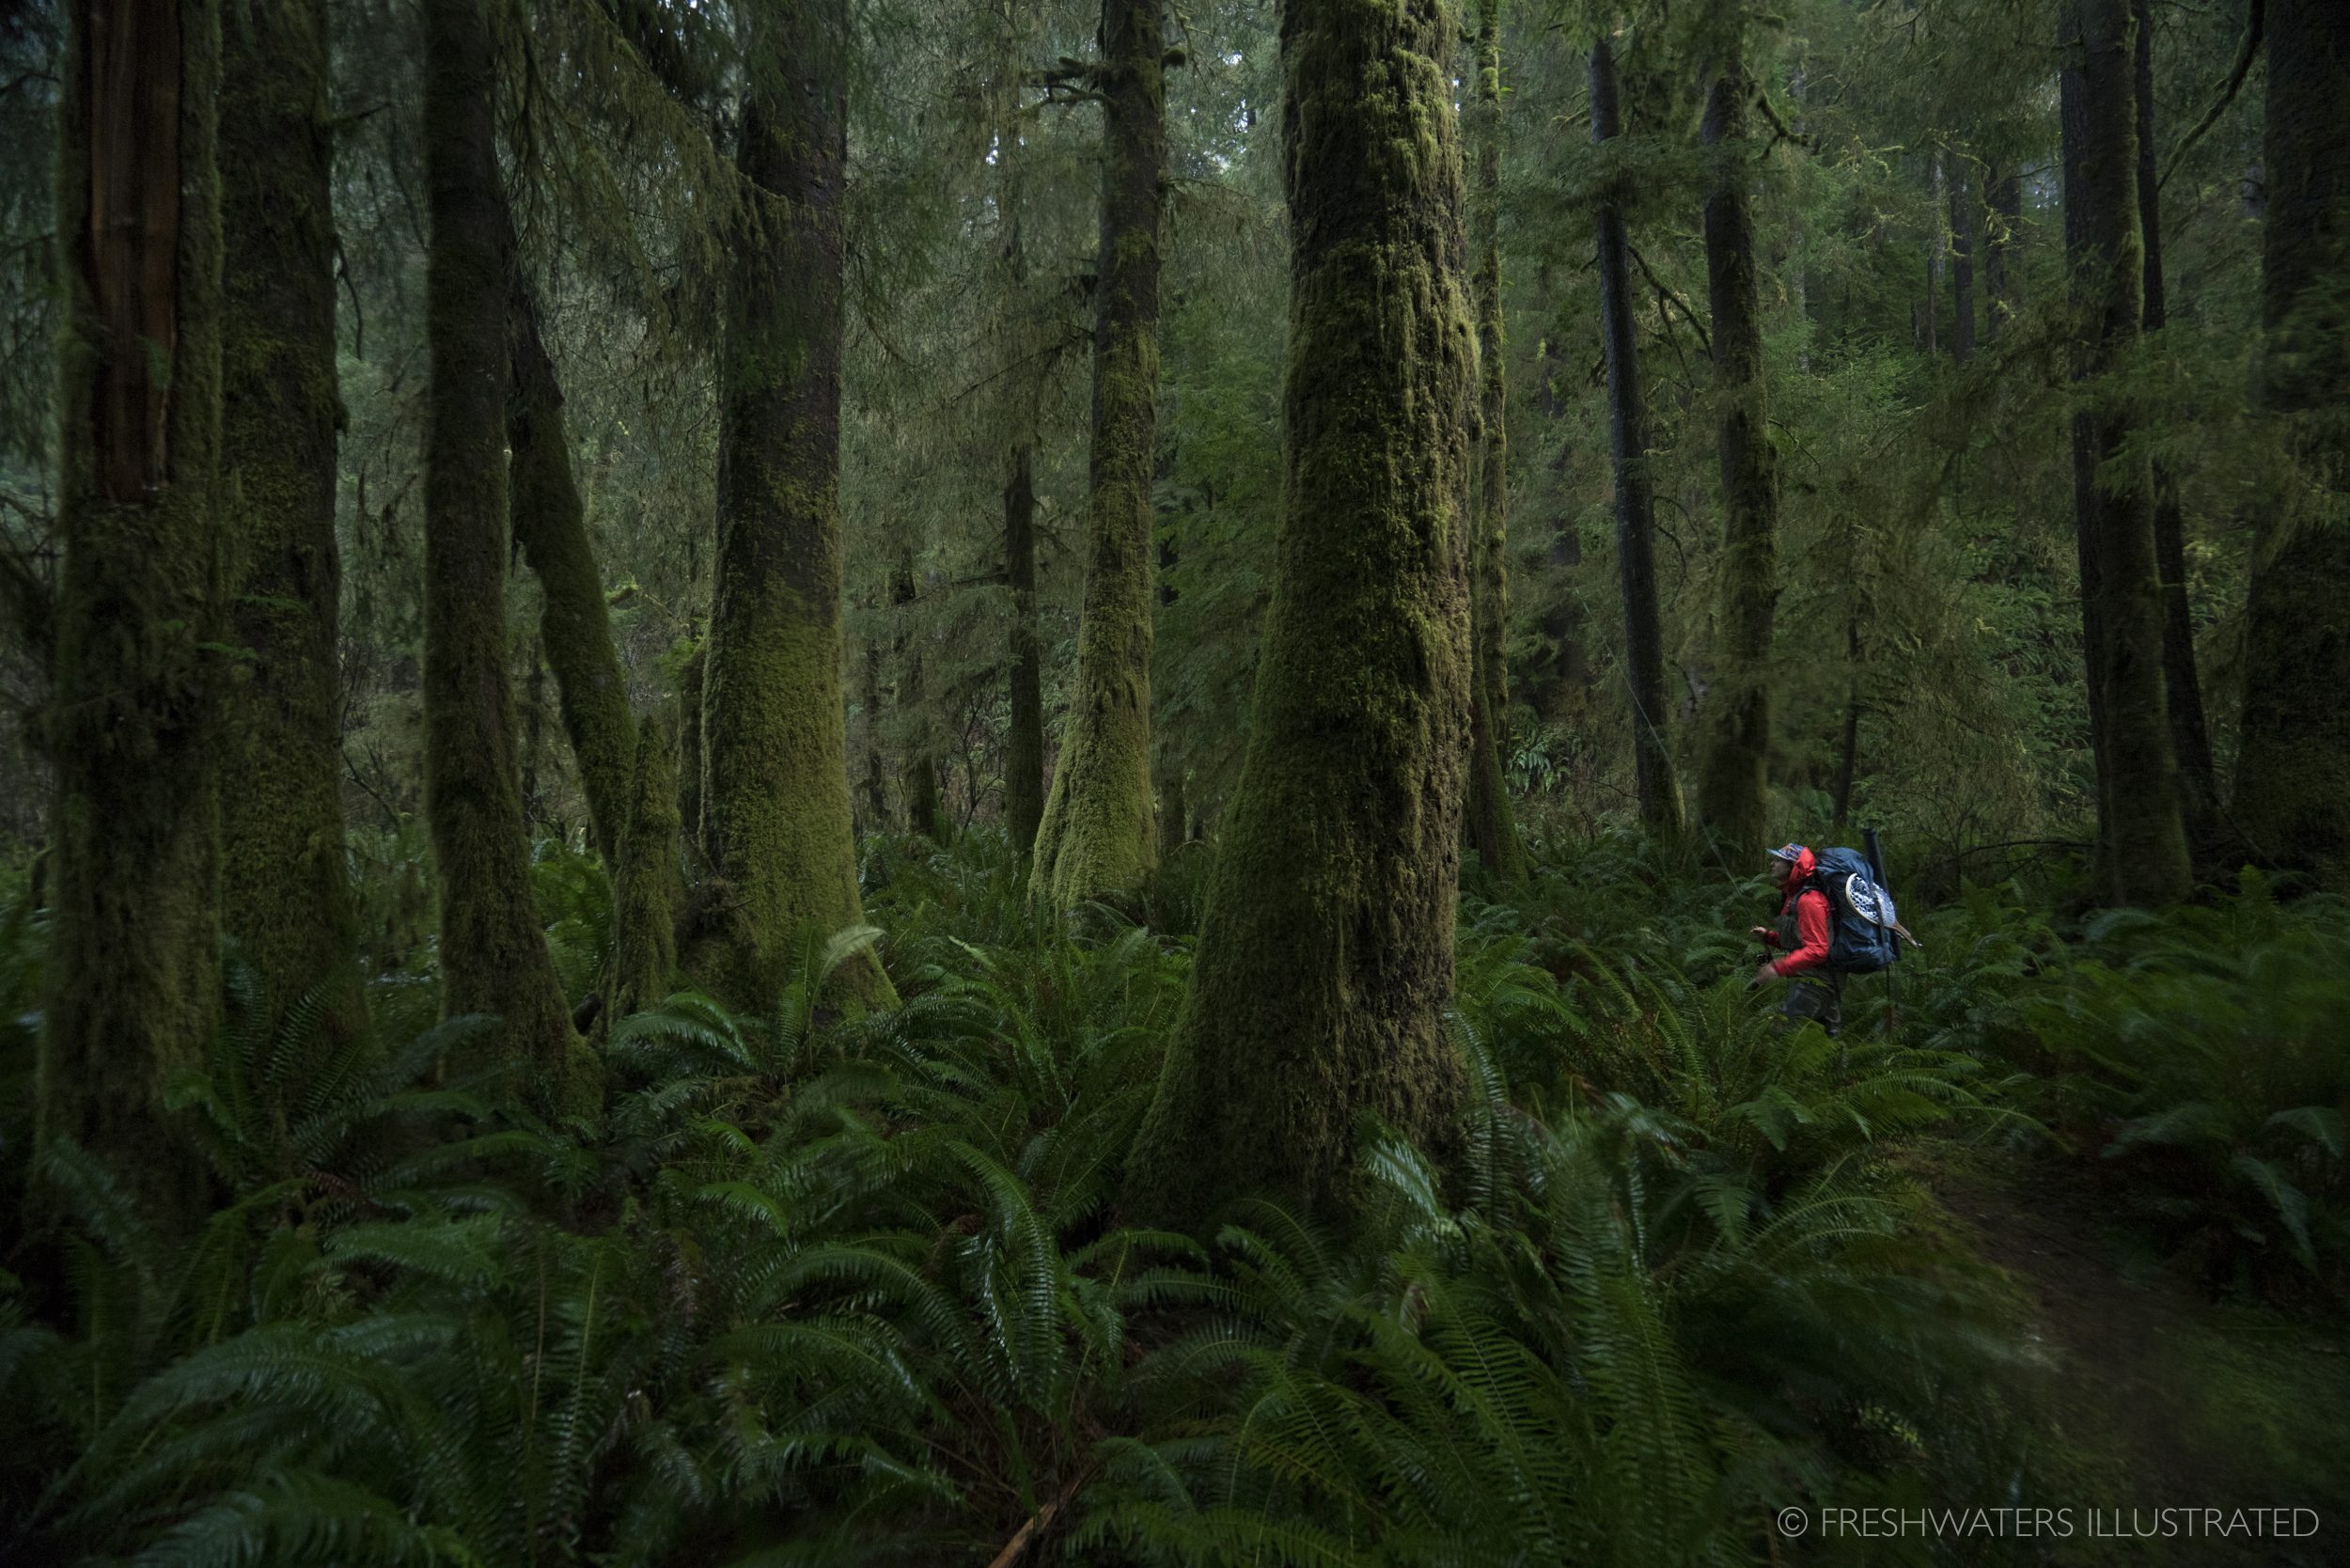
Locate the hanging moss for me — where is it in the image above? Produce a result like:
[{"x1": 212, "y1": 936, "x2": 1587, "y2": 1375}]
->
[
  {"x1": 1125, "y1": 0, "x2": 1473, "y2": 1228},
  {"x1": 216, "y1": 0, "x2": 358, "y2": 1038},
  {"x1": 421, "y1": 0, "x2": 580, "y2": 1093},
  {"x1": 39, "y1": 0, "x2": 228, "y2": 1233},
  {"x1": 1027, "y1": 0, "x2": 1166, "y2": 911},
  {"x1": 695, "y1": 0, "x2": 894, "y2": 1016}
]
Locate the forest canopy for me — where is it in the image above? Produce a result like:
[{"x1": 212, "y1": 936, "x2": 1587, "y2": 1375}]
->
[{"x1": 1, "y1": 0, "x2": 2347, "y2": 1561}]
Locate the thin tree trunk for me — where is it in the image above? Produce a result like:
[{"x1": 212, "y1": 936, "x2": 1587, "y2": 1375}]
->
[
  {"x1": 2061, "y1": 0, "x2": 2190, "y2": 907},
  {"x1": 2133, "y1": 0, "x2": 2220, "y2": 851},
  {"x1": 1950, "y1": 155, "x2": 1976, "y2": 363},
  {"x1": 217, "y1": 0, "x2": 356, "y2": 1029},
  {"x1": 857, "y1": 624, "x2": 888, "y2": 836},
  {"x1": 41, "y1": 0, "x2": 226, "y2": 1230},
  {"x1": 1695, "y1": 19, "x2": 1778, "y2": 861},
  {"x1": 606, "y1": 710, "x2": 680, "y2": 1024},
  {"x1": 1029, "y1": 0, "x2": 1166, "y2": 908},
  {"x1": 1985, "y1": 167, "x2": 2021, "y2": 341},
  {"x1": 421, "y1": 0, "x2": 580, "y2": 1090},
  {"x1": 1590, "y1": 32, "x2": 1682, "y2": 835},
  {"x1": 1831, "y1": 617, "x2": 1862, "y2": 833},
  {"x1": 1126, "y1": 0, "x2": 1472, "y2": 1227},
  {"x1": 508, "y1": 269, "x2": 636, "y2": 864},
  {"x1": 1464, "y1": 0, "x2": 1524, "y2": 881},
  {"x1": 1004, "y1": 444, "x2": 1045, "y2": 850},
  {"x1": 1924, "y1": 150, "x2": 1943, "y2": 355},
  {"x1": 1152, "y1": 512, "x2": 1185, "y2": 861},
  {"x1": 2234, "y1": 0, "x2": 2350, "y2": 886},
  {"x1": 697, "y1": 0, "x2": 893, "y2": 1011},
  {"x1": 890, "y1": 559, "x2": 943, "y2": 843}
]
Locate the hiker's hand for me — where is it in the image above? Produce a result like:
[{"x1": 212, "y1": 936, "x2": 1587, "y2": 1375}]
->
[
  {"x1": 1749, "y1": 926, "x2": 1771, "y2": 941},
  {"x1": 1752, "y1": 960, "x2": 1778, "y2": 987}
]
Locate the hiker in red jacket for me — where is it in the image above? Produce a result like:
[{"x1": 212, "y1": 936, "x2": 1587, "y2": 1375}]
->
[{"x1": 1749, "y1": 842, "x2": 1842, "y2": 1037}]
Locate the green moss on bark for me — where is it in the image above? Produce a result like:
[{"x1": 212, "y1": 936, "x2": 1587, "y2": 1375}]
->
[
  {"x1": 217, "y1": 0, "x2": 357, "y2": 1034},
  {"x1": 696, "y1": 0, "x2": 893, "y2": 1015},
  {"x1": 1027, "y1": 0, "x2": 1166, "y2": 911},
  {"x1": 1125, "y1": 0, "x2": 1474, "y2": 1229},
  {"x1": 40, "y1": 0, "x2": 228, "y2": 1231},
  {"x1": 422, "y1": 0, "x2": 579, "y2": 1090},
  {"x1": 608, "y1": 711, "x2": 681, "y2": 1022}
]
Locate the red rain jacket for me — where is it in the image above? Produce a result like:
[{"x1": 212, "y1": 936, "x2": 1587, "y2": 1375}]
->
[{"x1": 1763, "y1": 845, "x2": 1831, "y2": 978}]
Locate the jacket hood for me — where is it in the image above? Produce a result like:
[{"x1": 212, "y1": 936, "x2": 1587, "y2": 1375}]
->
[{"x1": 1773, "y1": 844, "x2": 1817, "y2": 888}]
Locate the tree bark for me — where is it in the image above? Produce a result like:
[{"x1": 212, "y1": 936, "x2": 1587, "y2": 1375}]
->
[
  {"x1": 40, "y1": 0, "x2": 225, "y2": 1231},
  {"x1": 2234, "y1": 0, "x2": 2350, "y2": 886},
  {"x1": 1590, "y1": 32, "x2": 1682, "y2": 835},
  {"x1": 1029, "y1": 0, "x2": 1166, "y2": 909},
  {"x1": 2060, "y1": 0, "x2": 2190, "y2": 907},
  {"x1": 1464, "y1": 0, "x2": 1524, "y2": 882},
  {"x1": 1950, "y1": 155, "x2": 1976, "y2": 363},
  {"x1": 1125, "y1": 0, "x2": 1472, "y2": 1227},
  {"x1": 2133, "y1": 0, "x2": 2221, "y2": 852},
  {"x1": 508, "y1": 269, "x2": 636, "y2": 865},
  {"x1": 1694, "y1": 22, "x2": 1778, "y2": 861},
  {"x1": 1004, "y1": 443, "x2": 1045, "y2": 851},
  {"x1": 421, "y1": 0, "x2": 580, "y2": 1089},
  {"x1": 1985, "y1": 167, "x2": 2021, "y2": 341},
  {"x1": 697, "y1": 0, "x2": 893, "y2": 1011},
  {"x1": 217, "y1": 0, "x2": 356, "y2": 1029},
  {"x1": 607, "y1": 710, "x2": 680, "y2": 1024}
]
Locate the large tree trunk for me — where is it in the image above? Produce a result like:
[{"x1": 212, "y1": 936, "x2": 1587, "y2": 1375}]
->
[
  {"x1": 217, "y1": 0, "x2": 355, "y2": 1029},
  {"x1": 2061, "y1": 0, "x2": 2190, "y2": 907},
  {"x1": 1028, "y1": 0, "x2": 1166, "y2": 909},
  {"x1": 697, "y1": 0, "x2": 893, "y2": 1010},
  {"x1": 1462, "y1": 0, "x2": 1524, "y2": 883},
  {"x1": 508, "y1": 271, "x2": 636, "y2": 865},
  {"x1": 2234, "y1": 0, "x2": 2350, "y2": 886},
  {"x1": 1590, "y1": 33, "x2": 1682, "y2": 835},
  {"x1": 1693, "y1": 21, "x2": 1778, "y2": 862},
  {"x1": 1004, "y1": 444, "x2": 1045, "y2": 851},
  {"x1": 40, "y1": 0, "x2": 225, "y2": 1231},
  {"x1": 2132, "y1": 0, "x2": 2221, "y2": 853},
  {"x1": 421, "y1": 0, "x2": 580, "y2": 1088},
  {"x1": 1126, "y1": 0, "x2": 1472, "y2": 1227}
]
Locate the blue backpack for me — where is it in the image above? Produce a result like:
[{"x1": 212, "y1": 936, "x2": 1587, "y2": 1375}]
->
[{"x1": 1808, "y1": 848, "x2": 1904, "y2": 975}]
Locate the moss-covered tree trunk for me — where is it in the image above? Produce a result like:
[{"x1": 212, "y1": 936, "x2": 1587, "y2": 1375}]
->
[
  {"x1": 508, "y1": 270, "x2": 636, "y2": 864},
  {"x1": 217, "y1": 0, "x2": 355, "y2": 1024},
  {"x1": 2060, "y1": 0, "x2": 2190, "y2": 907},
  {"x1": 675, "y1": 639, "x2": 706, "y2": 855},
  {"x1": 607, "y1": 711, "x2": 680, "y2": 1023},
  {"x1": 697, "y1": 0, "x2": 893, "y2": 1011},
  {"x1": 1126, "y1": 0, "x2": 1473, "y2": 1227},
  {"x1": 1950, "y1": 158, "x2": 1976, "y2": 364},
  {"x1": 1590, "y1": 32, "x2": 1682, "y2": 837},
  {"x1": 2132, "y1": 0, "x2": 2220, "y2": 854},
  {"x1": 1693, "y1": 21, "x2": 1778, "y2": 862},
  {"x1": 421, "y1": 0, "x2": 579, "y2": 1085},
  {"x1": 1004, "y1": 443, "x2": 1045, "y2": 851},
  {"x1": 40, "y1": 0, "x2": 226, "y2": 1231},
  {"x1": 2234, "y1": 0, "x2": 2350, "y2": 886},
  {"x1": 1028, "y1": 0, "x2": 1165, "y2": 909},
  {"x1": 1463, "y1": 0, "x2": 1524, "y2": 883},
  {"x1": 1985, "y1": 167, "x2": 2020, "y2": 342}
]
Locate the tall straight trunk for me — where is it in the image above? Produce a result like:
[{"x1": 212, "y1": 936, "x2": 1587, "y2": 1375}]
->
[
  {"x1": 607, "y1": 710, "x2": 680, "y2": 1024},
  {"x1": 41, "y1": 0, "x2": 225, "y2": 1230},
  {"x1": 698, "y1": 0, "x2": 893, "y2": 1011},
  {"x1": 1464, "y1": 0, "x2": 1524, "y2": 881},
  {"x1": 675, "y1": 639, "x2": 706, "y2": 854},
  {"x1": 1985, "y1": 167, "x2": 2021, "y2": 341},
  {"x1": 2061, "y1": 0, "x2": 2190, "y2": 907},
  {"x1": 857, "y1": 627, "x2": 888, "y2": 836},
  {"x1": 1830, "y1": 616, "x2": 1862, "y2": 832},
  {"x1": 1029, "y1": 0, "x2": 1166, "y2": 909},
  {"x1": 1527, "y1": 337, "x2": 1590, "y2": 720},
  {"x1": 1004, "y1": 444, "x2": 1045, "y2": 850},
  {"x1": 2234, "y1": 0, "x2": 2350, "y2": 885},
  {"x1": 1126, "y1": 0, "x2": 1472, "y2": 1227},
  {"x1": 1590, "y1": 33, "x2": 1682, "y2": 835},
  {"x1": 890, "y1": 560, "x2": 943, "y2": 842},
  {"x1": 508, "y1": 271, "x2": 636, "y2": 864},
  {"x1": 420, "y1": 0, "x2": 579, "y2": 1087},
  {"x1": 1950, "y1": 157, "x2": 1977, "y2": 362},
  {"x1": 1152, "y1": 520, "x2": 1184, "y2": 859},
  {"x1": 2133, "y1": 0, "x2": 2220, "y2": 850},
  {"x1": 1923, "y1": 150, "x2": 1943, "y2": 355},
  {"x1": 1694, "y1": 24, "x2": 1778, "y2": 861},
  {"x1": 217, "y1": 0, "x2": 355, "y2": 1026}
]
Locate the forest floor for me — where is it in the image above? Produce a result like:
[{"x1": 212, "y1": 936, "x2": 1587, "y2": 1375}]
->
[{"x1": 1911, "y1": 1141, "x2": 2350, "y2": 1567}]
